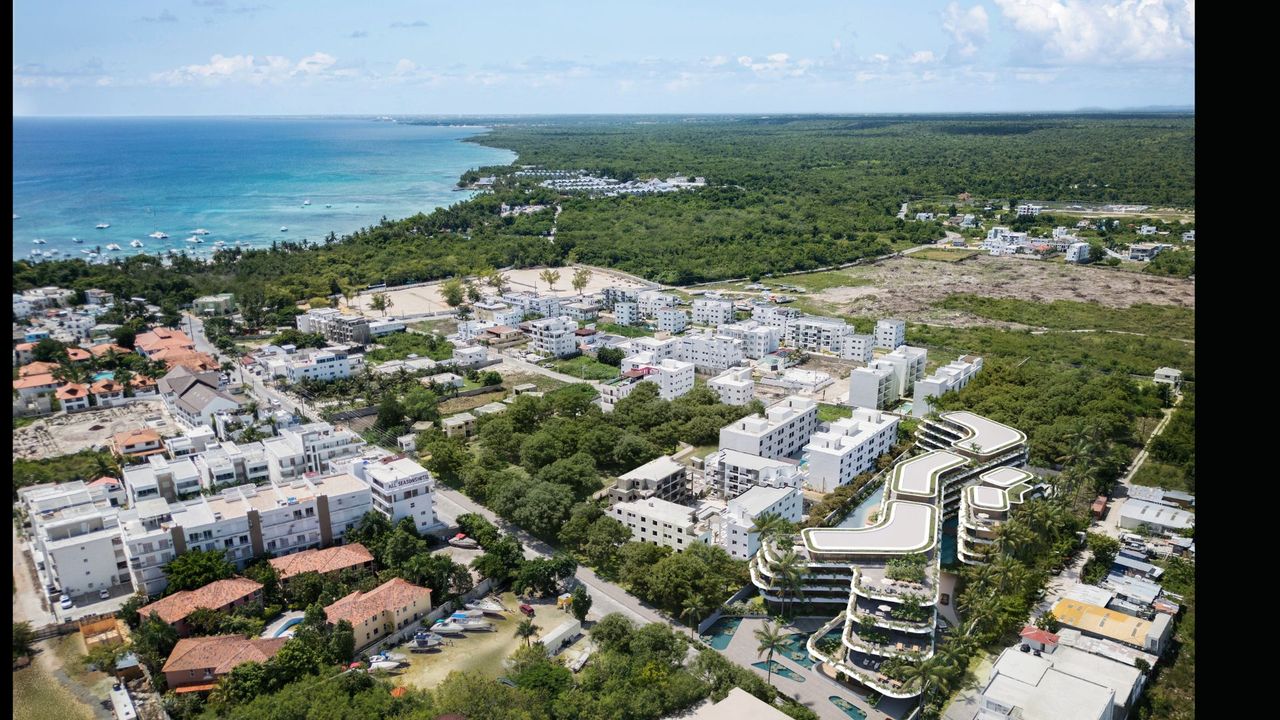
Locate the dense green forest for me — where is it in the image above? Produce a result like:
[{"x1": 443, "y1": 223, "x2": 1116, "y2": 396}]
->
[{"x1": 13, "y1": 114, "x2": 1194, "y2": 301}]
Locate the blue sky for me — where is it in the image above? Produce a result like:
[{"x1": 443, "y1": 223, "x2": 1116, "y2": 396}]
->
[{"x1": 13, "y1": 1, "x2": 1195, "y2": 116}]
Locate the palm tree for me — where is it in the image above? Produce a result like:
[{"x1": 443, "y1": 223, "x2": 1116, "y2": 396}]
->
[
  {"x1": 485, "y1": 270, "x2": 509, "y2": 294},
  {"x1": 750, "y1": 513, "x2": 789, "y2": 548},
  {"x1": 769, "y1": 549, "x2": 805, "y2": 616},
  {"x1": 539, "y1": 268, "x2": 561, "y2": 292},
  {"x1": 680, "y1": 594, "x2": 710, "y2": 639},
  {"x1": 515, "y1": 618, "x2": 540, "y2": 648},
  {"x1": 900, "y1": 656, "x2": 950, "y2": 699},
  {"x1": 52, "y1": 360, "x2": 89, "y2": 386},
  {"x1": 754, "y1": 621, "x2": 787, "y2": 686}
]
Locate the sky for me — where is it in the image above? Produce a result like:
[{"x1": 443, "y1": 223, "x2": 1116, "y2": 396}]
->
[{"x1": 13, "y1": 1, "x2": 1195, "y2": 116}]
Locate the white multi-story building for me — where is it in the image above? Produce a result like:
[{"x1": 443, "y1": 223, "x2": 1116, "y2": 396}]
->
[
  {"x1": 21, "y1": 483, "x2": 129, "y2": 598},
  {"x1": 502, "y1": 291, "x2": 562, "y2": 319},
  {"x1": 262, "y1": 422, "x2": 367, "y2": 481},
  {"x1": 193, "y1": 441, "x2": 273, "y2": 490},
  {"x1": 848, "y1": 365, "x2": 895, "y2": 410},
  {"x1": 1066, "y1": 242, "x2": 1091, "y2": 263},
  {"x1": 708, "y1": 366, "x2": 755, "y2": 406},
  {"x1": 717, "y1": 320, "x2": 782, "y2": 359},
  {"x1": 719, "y1": 395, "x2": 819, "y2": 460},
  {"x1": 339, "y1": 456, "x2": 441, "y2": 535},
  {"x1": 692, "y1": 298, "x2": 735, "y2": 327},
  {"x1": 528, "y1": 316, "x2": 579, "y2": 358},
  {"x1": 913, "y1": 355, "x2": 983, "y2": 417},
  {"x1": 874, "y1": 319, "x2": 906, "y2": 350},
  {"x1": 656, "y1": 308, "x2": 688, "y2": 334},
  {"x1": 752, "y1": 304, "x2": 803, "y2": 334},
  {"x1": 1137, "y1": 225, "x2": 1158, "y2": 235},
  {"x1": 266, "y1": 348, "x2": 358, "y2": 384},
  {"x1": 600, "y1": 355, "x2": 696, "y2": 409},
  {"x1": 612, "y1": 301, "x2": 639, "y2": 326},
  {"x1": 705, "y1": 449, "x2": 803, "y2": 498},
  {"x1": 1016, "y1": 204, "x2": 1043, "y2": 217},
  {"x1": 451, "y1": 345, "x2": 488, "y2": 366},
  {"x1": 836, "y1": 333, "x2": 875, "y2": 362},
  {"x1": 562, "y1": 301, "x2": 600, "y2": 322},
  {"x1": 610, "y1": 497, "x2": 711, "y2": 552},
  {"x1": 802, "y1": 409, "x2": 900, "y2": 493},
  {"x1": 678, "y1": 333, "x2": 744, "y2": 372},
  {"x1": 120, "y1": 473, "x2": 372, "y2": 597},
  {"x1": 602, "y1": 287, "x2": 639, "y2": 308},
  {"x1": 878, "y1": 345, "x2": 928, "y2": 397},
  {"x1": 123, "y1": 456, "x2": 203, "y2": 505},
  {"x1": 296, "y1": 308, "x2": 371, "y2": 345},
  {"x1": 619, "y1": 335, "x2": 681, "y2": 361},
  {"x1": 790, "y1": 316, "x2": 854, "y2": 355},
  {"x1": 637, "y1": 290, "x2": 679, "y2": 318},
  {"x1": 715, "y1": 484, "x2": 804, "y2": 560}
]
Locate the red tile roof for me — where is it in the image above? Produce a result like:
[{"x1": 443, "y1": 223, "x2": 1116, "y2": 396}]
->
[
  {"x1": 269, "y1": 543, "x2": 375, "y2": 581},
  {"x1": 89, "y1": 476, "x2": 122, "y2": 488},
  {"x1": 113, "y1": 428, "x2": 162, "y2": 450},
  {"x1": 14, "y1": 342, "x2": 36, "y2": 351},
  {"x1": 13, "y1": 372, "x2": 58, "y2": 390},
  {"x1": 56, "y1": 383, "x2": 91, "y2": 400},
  {"x1": 1019, "y1": 625, "x2": 1060, "y2": 646},
  {"x1": 65, "y1": 347, "x2": 91, "y2": 362},
  {"x1": 139, "y1": 578, "x2": 263, "y2": 626},
  {"x1": 324, "y1": 577, "x2": 430, "y2": 629},
  {"x1": 91, "y1": 379, "x2": 124, "y2": 394},
  {"x1": 162, "y1": 634, "x2": 287, "y2": 677},
  {"x1": 19, "y1": 361, "x2": 60, "y2": 377},
  {"x1": 136, "y1": 328, "x2": 196, "y2": 354},
  {"x1": 130, "y1": 375, "x2": 158, "y2": 388},
  {"x1": 88, "y1": 344, "x2": 130, "y2": 358}
]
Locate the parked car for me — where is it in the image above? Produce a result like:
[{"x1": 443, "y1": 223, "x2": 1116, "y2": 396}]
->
[
  {"x1": 59, "y1": 594, "x2": 73, "y2": 609},
  {"x1": 99, "y1": 589, "x2": 110, "y2": 600},
  {"x1": 519, "y1": 604, "x2": 536, "y2": 617}
]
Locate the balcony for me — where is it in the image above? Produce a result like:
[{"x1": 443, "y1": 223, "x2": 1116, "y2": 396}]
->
[
  {"x1": 842, "y1": 619, "x2": 935, "y2": 660},
  {"x1": 806, "y1": 615, "x2": 922, "y2": 699}
]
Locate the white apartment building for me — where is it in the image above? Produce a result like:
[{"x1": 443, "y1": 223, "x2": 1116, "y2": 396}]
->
[
  {"x1": 266, "y1": 348, "x2": 358, "y2": 384},
  {"x1": 657, "y1": 308, "x2": 688, "y2": 333},
  {"x1": 752, "y1": 304, "x2": 803, "y2": 334},
  {"x1": 612, "y1": 301, "x2": 639, "y2": 326},
  {"x1": 22, "y1": 483, "x2": 129, "y2": 598},
  {"x1": 708, "y1": 366, "x2": 755, "y2": 406},
  {"x1": 789, "y1": 316, "x2": 854, "y2": 356},
  {"x1": 562, "y1": 301, "x2": 600, "y2": 322},
  {"x1": 502, "y1": 291, "x2": 562, "y2": 319},
  {"x1": 692, "y1": 298, "x2": 735, "y2": 326},
  {"x1": 717, "y1": 320, "x2": 782, "y2": 359},
  {"x1": 123, "y1": 456, "x2": 203, "y2": 505},
  {"x1": 120, "y1": 473, "x2": 372, "y2": 597},
  {"x1": 262, "y1": 422, "x2": 367, "y2": 482},
  {"x1": 451, "y1": 345, "x2": 488, "y2": 366},
  {"x1": 368, "y1": 320, "x2": 406, "y2": 337},
  {"x1": 610, "y1": 497, "x2": 711, "y2": 552},
  {"x1": 848, "y1": 364, "x2": 895, "y2": 410},
  {"x1": 340, "y1": 456, "x2": 441, "y2": 535},
  {"x1": 1016, "y1": 203, "x2": 1043, "y2": 216},
  {"x1": 166, "y1": 425, "x2": 218, "y2": 459},
  {"x1": 193, "y1": 441, "x2": 273, "y2": 490},
  {"x1": 621, "y1": 335, "x2": 681, "y2": 361},
  {"x1": 678, "y1": 333, "x2": 744, "y2": 372},
  {"x1": 705, "y1": 449, "x2": 803, "y2": 498},
  {"x1": 716, "y1": 485, "x2": 804, "y2": 560},
  {"x1": 600, "y1": 354, "x2": 696, "y2": 409},
  {"x1": 874, "y1": 319, "x2": 906, "y2": 350},
  {"x1": 913, "y1": 355, "x2": 983, "y2": 417},
  {"x1": 718, "y1": 395, "x2": 819, "y2": 460},
  {"x1": 878, "y1": 345, "x2": 928, "y2": 396},
  {"x1": 602, "y1": 287, "x2": 639, "y2": 308},
  {"x1": 296, "y1": 308, "x2": 371, "y2": 345},
  {"x1": 802, "y1": 409, "x2": 900, "y2": 492},
  {"x1": 1066, "y1": 242, "x2": 1091, "y2": 263},
  {"x1": 528, "y1": 316, "x2": 579, "y2": 358},
  {"x1": 637, "y1": 290, "x2": 679, "y2": 318}
]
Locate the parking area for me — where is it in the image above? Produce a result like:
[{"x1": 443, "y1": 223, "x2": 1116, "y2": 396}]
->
[{"x1": 13, "y1": 400, "x2": 177, "y2": 460}]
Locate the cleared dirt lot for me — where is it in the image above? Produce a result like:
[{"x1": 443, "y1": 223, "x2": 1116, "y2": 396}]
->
[
  {"x1": 348, "y1": 265, "x2": 655, "y2": 318},
  {"x1": 13, "y1": 400, "x2": 179, "y2": 460},
  {"x1": 797, "y1": 254, "x2": 1194, "y2": 328}
]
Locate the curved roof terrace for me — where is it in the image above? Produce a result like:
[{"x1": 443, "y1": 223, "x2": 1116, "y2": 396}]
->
[
  {"x1": 939, "y1": 411, "x2": 1027, "y2": 458},
  {"x1": 802, "y1": 500, "x2": 937, "y2": 559}
]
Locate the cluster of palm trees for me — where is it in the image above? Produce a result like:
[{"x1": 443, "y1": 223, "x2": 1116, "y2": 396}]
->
[
  {"x1": 750, "y1": 513, "x2": 810, "y2": 617},
  {"x1": 1052, "y1": 423, "x2": 1116, "y2": 507}
]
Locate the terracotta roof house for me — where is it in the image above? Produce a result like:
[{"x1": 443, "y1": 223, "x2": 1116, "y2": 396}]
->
[
  {"x1": 151, "y1": 348, "x2": 220, "y2": 372},
  {"x1": 91, "y1": 378, "x2": 126, "y2": 404},
  {"x1": 138, "y1": 578, "x2": 264, "y2": 637},
  {"x1": 135, "y1": 328, "x2": 196, "y2": 357},
  {"x1": 269, "y1": 543, "x2": 375, "y2": 583},
  {"x1": 56, "y1": 382, "x2": 92, "y2": 411},
  {"x1": 130, "y1": 375, "x2": 159, "y2": 394},
  {"x1": 65, "y1": 347, "x2": 91, "y2": 362},
  {"x1": 112, "y1": 428, "x2": 165, "y2": 459},
  {"x1": 88, "y1": 343, "x2": 130, "y2": 358},
  {"x1": 18, "y1": 360, "x2": 60, "y2": 377},
  {"x1": 12, "y1": 372, "x2": 59, "y2": 395},
  {"x1": 162, "y1": 635, "x2": 287, "y2": 693},
  {"x1": 324, "y1": 578, "x2": 432, "y2": 650}
]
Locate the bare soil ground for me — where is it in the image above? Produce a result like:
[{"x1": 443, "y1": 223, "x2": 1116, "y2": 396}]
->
[
  {"x1": 804, "y1": 254, "x2": 1194, "y2": 327},
  {"x1": 13, "y1": 400, "x2": 178, "y2": 460}
]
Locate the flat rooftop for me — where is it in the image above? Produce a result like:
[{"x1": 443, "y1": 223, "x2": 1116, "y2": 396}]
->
[
  {"x1": 983, "y1": 649, "x2": 1115, "y2": 720},
  {"x1": 732, "y1": 484, "x2": 794, "y2": 516},
  {"x1": 940, "y1": 411, "x2": 1026, "y2": 455},
  {"x1": 979, "y1": 466, "x2": 1036, "y2": 489},
  {"x1": 620, "y1": 455, "x2": 685, "y2": 481},
  {"x1": 889, "y1": 450, "x2": 967, "y2": 498},
  {"x1": 802, "y1": 500, "x2": 936, "y2": 556},
  {"x1": 1052, "y1": 599, "x2": 1152, "y2": 647},
  {"x1": 613, "y1": 496, "x2": 698, "y2": 527},
  {"x1": 713, "y1": 448, "x2": 794, "y2": 471}
]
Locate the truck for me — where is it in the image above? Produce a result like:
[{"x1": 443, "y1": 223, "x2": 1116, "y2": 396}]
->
[{"x1": 538, "y1": 619, "x2": 582, "y2": 656}]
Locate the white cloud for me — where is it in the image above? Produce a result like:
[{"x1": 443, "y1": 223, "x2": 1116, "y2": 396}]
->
[
  {"x1": 736, "y1": 52, "x2": 811, "y2": 78},
  {"x1": 151, "y1": 52, "x2": 345, "y2": 85},
  {"x1": 704, "y1": 55, "x2": 729, "y2": 67},
  {"x1": 1015, "y1": 70, "x2": 1058, "y2": 82},
  {"x1": 294, "y1": 52, "x2": 336, "y2": 75},
  {"x1": 908, "y1": 50, "x2": 938, "y2": 64},
  {"x1": 871, "y1": 53, "x2": 890, "y2": 64},
  {"x1": 942, "y1": 2, "x2": 990, "y2": 60},
  {"x1": 994, "y1": 0, "x2": 1194, "y2": 65},
  {"x1": 394, "y1": 59, "x2": 417, "y2": 76}
]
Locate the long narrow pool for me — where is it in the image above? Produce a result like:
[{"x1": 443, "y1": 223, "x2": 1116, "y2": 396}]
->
[{"x1": 837, "y1": 485, "x2": 886, "y2": 529}]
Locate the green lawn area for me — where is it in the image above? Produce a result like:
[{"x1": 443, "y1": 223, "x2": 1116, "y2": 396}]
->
[
  {"x1": 549, "y1": 356, "x2": 621, "y2": 381},
  {"x1": 364, "y1": 331, "x2": 454, "y2": 364},
  {"x1": 936, "y1": 294, "x2": 1195, "y2": 341},
  {"x1": 772, "y1": 270, "x2": 873, "y2": 293},
  {"x1": 596, "y1": 322, "x2": 653, "y2": 338},
  {"x1": 13, "y1": 416, "x2": 36, "y2": 429},
  {"x1": 818, "y1": 403, "x2": 853, "y2": 422},
  {"x1": 1130, "y1": 461, "x2": 1192, "y2": 493},
  {"x1": 908, "y1": 248, "x2": 980, "y2": 262},
  {"x1": 13, "y1": 665, "x2": 95, "y2": 720}
]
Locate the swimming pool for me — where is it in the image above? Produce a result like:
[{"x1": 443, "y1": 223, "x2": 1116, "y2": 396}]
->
[
  {"x1": 829, "y1": 696, "x2": 868, "y2": 719},
  {"x1": 752, "y1": 660, "x2": 805, "y2": 682},
  {"x1": 273, "y1": 617, "x2": 304, "y2": 638},
  {"x1": 92, "y1": 371, "x2": 115, "y2": 382},
  {"x1": 778, "y1": 633, "x2": 817, "y2": 668},
  {"x1": 701, "y1": 617, "x2": 741, "y2": 651}
]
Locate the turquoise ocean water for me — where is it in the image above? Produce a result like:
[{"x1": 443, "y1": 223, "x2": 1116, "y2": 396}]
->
[{"x1": 12, "y1": 117, "x2": 515, "y2": 262}]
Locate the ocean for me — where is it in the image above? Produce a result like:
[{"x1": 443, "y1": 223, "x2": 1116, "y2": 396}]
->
[{"x1": 11, "y1": 117, "x2": 516, "y2": 262}]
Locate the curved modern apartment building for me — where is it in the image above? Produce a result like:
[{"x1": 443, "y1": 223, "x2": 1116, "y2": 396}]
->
[
  {"x1": 750, "y1": 411, "x2": 1029, "y2": 698},
  {"x1": 956, "y1": 467, "x2": 1042, "y2": 565}
]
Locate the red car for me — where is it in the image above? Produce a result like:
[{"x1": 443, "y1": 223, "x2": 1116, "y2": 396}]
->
[{"x1": 519, "y1": 604, "x2": 535, "y2": 617}]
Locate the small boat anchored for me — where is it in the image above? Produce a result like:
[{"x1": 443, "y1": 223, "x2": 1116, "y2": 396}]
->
[
  {"x1": 105, "y1": 243, "x2": 122, "y2": 251},
  {"x1": 131, "y1": 240, "x2": 144, "y2": 248},
  {"x1": 185, "y1": 236, "x2": 203, "y2": 244},
  {"x1": 96, "y1": 223, "x2": 110, "y2": 229},
  {"x1": 192, "y1": 228, "x2": 210, "y2": 235},
  {"x1": 302, "y1": 199, "x2": 311, "y2": 206},
  {"x1": 72, "y1": 237, "x2": 83, "y2": 243},
  {"x1": 279, "y1": 226, "x2": 288, "y2": 232},
  {"x1": 32, "y1": 238, "x2": 47, "y2": 244},
  {"x1": 149, "y1": 231, "x2": 168, "y2": 239}
]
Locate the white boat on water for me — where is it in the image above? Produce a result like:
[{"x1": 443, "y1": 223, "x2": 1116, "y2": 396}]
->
[
  {"x1": 280, "y1": 226, "x2": 288, "y2": 232},
  {"x1": 185, "y1": 236, "x2": 203, "y2": 244},
  {"x1": 303, "y1": 199, "x2": 311, "y2": 206},
  {"x1": 213, "y1": 240, "x2": 226, "y2": 247},
  {"x1": 81, "y1": 248, "x2": 93, "y2": 254},
  {"x1": 12, "y1": 214, "x2": 18, "y2": 220},
  {"x1": 105, "y1": 243, "x2": 122, "y2": 251},
  {"x1": 32, "y1": 238, "x2": 47, "y2": 244},
  {"x1": 96, "y1": 223, "x2": 110, "y2": 229},
  {"x1": 465, "y1": 597, "x2": 507, "y2": 615},
  {"x1": 432, "y1": 620, "x2": 466, "y2": 635},
  {"x1": 192, "y1": 228, "x2": 210, "y2": 235},
  {"x1": 131, "y1": 240, "x2": 144, "y2": 248},
  {"x1": 72, "y1": 237, "x2": 83, "y2": 243},
  {"x1": 148, "y1": 231, "x2": 168, "y2": 239},
  {"x1": 29, "y1": 249, "x2": 41, "y2": 256}
]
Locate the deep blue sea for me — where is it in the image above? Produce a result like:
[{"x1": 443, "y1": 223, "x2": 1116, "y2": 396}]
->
[{"x1": 12, "y1": 117, "x2": 515, "y2": 262}]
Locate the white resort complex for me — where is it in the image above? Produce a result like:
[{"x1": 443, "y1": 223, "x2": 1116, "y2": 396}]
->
[{"x1": 749, "y1": 411, "x2": 1030, "y2": 698}]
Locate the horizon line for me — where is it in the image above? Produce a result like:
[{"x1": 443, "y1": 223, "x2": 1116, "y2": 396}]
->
[{"x1": 13, "y1": 108, "x2": 1196, "y2": 120}]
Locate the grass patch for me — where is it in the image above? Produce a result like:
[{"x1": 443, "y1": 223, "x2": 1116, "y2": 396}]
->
[
  {"x1": 12, "y1": 665, "x2": 95, "y2": 720},
  {"x1": 13, "y1": 417, "x2": 36, "y2": 429},
  {"x1": 439, "y1": 390, "x2": 508, "y2": 415},
  {"x1": 14, "y1": 450, "x2": 119, "y2": 502},
  {"x1": 909, "y1": 248, "x2": 980, "y2": 262},
  {"x1": 1130, "y1": 461, "x2": 1191, "y2": 493},
  {"x1": 502, "y1": 372, "x2": 569, "y2": 393},
  {"x1": 411, "y1": 318, "x2": 458, "y2": 336},
  {"x1": 771, "y1": 270, "x2": 873, "y2": 293},
  {"x1": 936, "y1": 294, "x2": 1195, "y2": 341},
  {"x1": 364, "y1": 332, "x2": 454, "y2": 364},
  {"x1": 596, "y1": 322, "x2": 653, "y2": 338},
  {"x1": 818, "y1": 403, "x2": 854, "y2": 422},
  {"x1": 548, "y1": 356, "x2": 621, "y2": 381}
]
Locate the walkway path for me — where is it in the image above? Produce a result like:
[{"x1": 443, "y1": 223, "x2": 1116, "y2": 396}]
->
[
  {"x1": 1094, "y1": 393, "x2": 1183, "y2": 538},
  {"x1": 12, "y1": 524, "x2": 56, "y2": 627}
]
